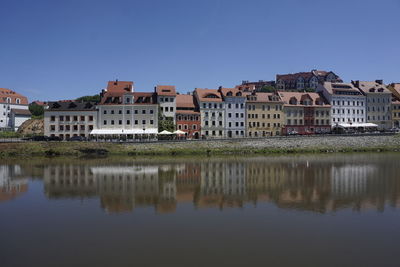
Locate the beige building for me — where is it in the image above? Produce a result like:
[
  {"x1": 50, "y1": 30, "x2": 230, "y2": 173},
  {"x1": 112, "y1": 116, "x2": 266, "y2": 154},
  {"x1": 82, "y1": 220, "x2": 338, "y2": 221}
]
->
[
  {"x1": 246, "y1": 92, "x2": 284, "y2": 137},
  {"x1": 353, "y1": 80, "x2": 392, "y2": 130}
]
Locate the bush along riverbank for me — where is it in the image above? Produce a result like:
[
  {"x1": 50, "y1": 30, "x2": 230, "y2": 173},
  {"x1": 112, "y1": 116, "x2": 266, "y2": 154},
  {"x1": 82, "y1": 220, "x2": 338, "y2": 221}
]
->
[{"x1": 1, "y1": 134, "x2": 400, "y2": 158}]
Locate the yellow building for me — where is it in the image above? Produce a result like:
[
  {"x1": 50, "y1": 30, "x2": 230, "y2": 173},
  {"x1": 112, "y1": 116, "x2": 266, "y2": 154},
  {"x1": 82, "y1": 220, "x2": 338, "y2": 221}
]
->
[
  {"x1": 392, "y1": 100, "x2": 400, "y2": 128},
  {"x1": 246, "y1": 92, "x2": 284, "y2": 137}
]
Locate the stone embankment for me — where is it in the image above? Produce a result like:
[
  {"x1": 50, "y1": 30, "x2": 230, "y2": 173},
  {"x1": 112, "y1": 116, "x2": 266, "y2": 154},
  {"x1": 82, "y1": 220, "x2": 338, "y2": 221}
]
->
[{"x1": 0, "y1": 134, "x2": 399, "y2": 158}]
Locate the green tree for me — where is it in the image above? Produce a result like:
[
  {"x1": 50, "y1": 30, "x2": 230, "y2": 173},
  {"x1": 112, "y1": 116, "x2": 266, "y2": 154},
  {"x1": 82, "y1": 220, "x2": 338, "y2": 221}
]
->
[
  {"x1": 29, "y1": 103, "x2": 44, "y2": 118},
  {"x1": 158, "y1": 107, "x2": 175, "y2": 132},
  {"x1": 75, "y1": 94, "x2": 101, "y2": 103},
  {"x1": 260, "y1": 85, "x2": 276, "y2": 92}
]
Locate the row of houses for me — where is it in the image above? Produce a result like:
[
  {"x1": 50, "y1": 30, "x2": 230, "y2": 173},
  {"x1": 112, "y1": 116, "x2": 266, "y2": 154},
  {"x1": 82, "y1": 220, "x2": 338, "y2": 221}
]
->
[{"x1": 43, "y1": 77, "x2": 400, "y2": 140}]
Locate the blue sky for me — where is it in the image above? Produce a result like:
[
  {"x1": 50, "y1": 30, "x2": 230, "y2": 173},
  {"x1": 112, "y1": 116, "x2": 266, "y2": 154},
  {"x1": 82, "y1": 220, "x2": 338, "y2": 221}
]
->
[{"x1": 1, "y1": 0, "x2": 400, "y2": 101}]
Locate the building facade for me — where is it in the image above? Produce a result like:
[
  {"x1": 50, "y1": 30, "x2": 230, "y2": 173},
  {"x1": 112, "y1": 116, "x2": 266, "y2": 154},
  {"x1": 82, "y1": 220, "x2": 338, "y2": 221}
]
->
[
  {"x1": 44, "y1": 101, "x2": 97, "y2": 140},
  {"x1": 317, "y1": 82, "x2": 366, "y2": 126},
  {"x1": 194, "y1": 88, "x2": 225, "y2": 138},
  {"x1": 353, "y1": 80, "x2": 392, "y2": 130},
  {"x1": 175, "y1": 94, "x2": 201, "y2": 139},
  {"x1": 0, "y1": 88, "x2": 30, "y2": 131},
  {"x1": 276, "y1": 70, "x2": 342, "y2": 90},
  {"x1": 279, "y1": 92, "x2": 331, "y2": 135},
  {"x1": 392, "y1": 100, "x2": 400, "y2": 128},
  {"x1": 246, "y1": 92, "x2": 284, "y2": 137},
  {"x1": 219, "y1": 87, "x2": 247, "y2": 138},
  {"x1": 155, "y1": 85, "x2": 176, "y2": 122}
]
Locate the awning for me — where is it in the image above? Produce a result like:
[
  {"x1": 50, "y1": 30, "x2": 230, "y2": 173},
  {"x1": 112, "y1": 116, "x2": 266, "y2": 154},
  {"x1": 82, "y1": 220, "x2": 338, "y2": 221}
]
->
[
  {"x1": 90, "y1": 128, "x2": 159, "y2": 135},
  {"x1": 159, "y1": 130, "x2": 173, "y2": 135},
  {"x1": 335, "y1": 123, "x2": 378, "y2": 128},
  {"x1": 173, "y1": 130, "x2": 186, "y2": 135}
]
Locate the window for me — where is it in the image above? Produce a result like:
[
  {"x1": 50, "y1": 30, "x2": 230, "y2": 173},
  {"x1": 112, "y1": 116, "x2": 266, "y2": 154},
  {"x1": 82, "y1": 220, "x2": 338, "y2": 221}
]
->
[
  {"x1": 73, "y1": 116, "x2": 78, "y2": 121},
  {"x1": 89, "y1": 116, "x2": 93, "y2": 121},
  {"x1": 119, "y1": 120, "x2": 122, "y2": 125},
  {"x1": 135, "y1": 120, "x2": 138, "y2": 125},
  {"x1": 134, "y1": 110, "x2": 138, "y2": 114},
  {"x1": 126, "y1": 109, "x2": 130, "y2": 114},
  {"x1": 50, "y1": 125, "x2": 55, "y2": 131},
  {"x1": 111, "y1": 110, "x2": 114, "y2": 114},
  {"x1": 50, "y1": 116, "x2": 55, "y2": 121},
  {"x1": 142, "y1": 110, "x2": 146, "y2": 114},
  {"x1": 59, "y1": 125, "x2": 64, "y2": 131},
  {"x1": 118, "y1": 110, "x2": 122, "y2": 114},
  {"x1": 111, "y1": 120, "x2": 115, "y2": 125},
  {"x1": 59, "y1": 116, "x2": 64, "y2": 121},
  {"x1": 127, "y1": 120, "x2": 130, "y2": 125},
  {"x1": 150, "y1": 109, "x2": 154, "y2": 114},
  {"x1": 80, "y1": 116, "x2": 85, "y2": 121},
  {"x1": 73, "y1": 125, "x2": 78, "y2": 131},
  {"x1": 150, "y1": 120, "x2": 154, "y2": 125},
  {"x1": 142, "y1": 120, "x2": 146, "y2": 124},
  {"x1": 104, "y1": 110, "x2": 107, "y2": 114},
  {"x1": 80, "y1": 125, "x2": 85, "y2": 131},
  {"x1": 66, "y1": 116, "x2": 70, "y2": 121},
  {"x1": 104, "y1": 120, "x2": 107, "y2": 125}
]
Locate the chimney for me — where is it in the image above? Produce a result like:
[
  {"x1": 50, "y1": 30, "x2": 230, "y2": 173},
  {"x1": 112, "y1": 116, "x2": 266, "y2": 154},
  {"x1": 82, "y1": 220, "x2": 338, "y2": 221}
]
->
[
  {"x1": 375, "y1": 79, "x2": 383, "y2": 85},
  {"x1": 352, "y1": 80, "x2": 360, "y2": 88}
]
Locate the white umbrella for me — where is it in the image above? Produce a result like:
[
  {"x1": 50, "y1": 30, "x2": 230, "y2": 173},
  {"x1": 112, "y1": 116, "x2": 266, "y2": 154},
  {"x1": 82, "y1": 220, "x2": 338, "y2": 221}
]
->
[
  {"x1": 158, "y1": 130, "x2": 173, "y2": 135},
  {"x1": 173, "y1": 130, "x2": 186, "y2": 135}
]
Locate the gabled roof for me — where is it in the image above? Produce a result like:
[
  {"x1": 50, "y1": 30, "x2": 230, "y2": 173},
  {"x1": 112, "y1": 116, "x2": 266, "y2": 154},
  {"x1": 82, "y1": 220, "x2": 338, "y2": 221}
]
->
[
  {"x1": 176, "y1": 94, "x2": 196, "y2": 109},
  {"x1": 278, "y1": 91, "x2": 330, "y2": 107},
  {"x1": 218, "y1": 87, "x2": 250, "y2": 98},
  {"x1": 155, "y1": 85, "x2": 176, "y2": 96},
  {"x1": 320, "y1": 82, "x2": 362, "y2": 95},
  {"x1": 10, "y1": 108, "x2": 31, "y2": 116},
  {"x1": 99, "y1": 91, "x2": 134, "y2": 105},
  {"x1": 353, "y1": 81, "x2": 391, "y2": 94},
  {"x1": 194, "y1": 88, "x2": 222, "y2": 102},
  {"x1": 106, "y1": 80, "x2": 134, "y2": 92},
  {"x1": 246, "y1": 92, "x2": 282, "y2": 103},
  {"x1": 133, "y1": 92, "x2": 156, "y2": 104},
  {"x1": 0, "y1": 88, "x2": 29, "y2": 105}
]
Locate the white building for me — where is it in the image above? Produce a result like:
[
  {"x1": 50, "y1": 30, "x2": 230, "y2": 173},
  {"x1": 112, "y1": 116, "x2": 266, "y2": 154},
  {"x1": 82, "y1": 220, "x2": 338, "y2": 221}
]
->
[
  {"x1": 353, "y1": 80, "x2": 392, "y2": 130},
  {"x1": 155, "y1": 85, "x2": 176, "y2": 122},
  {"x1": 94, "y1": 90, "x2": 159, "y2": 138},
  {"x1": 0, "y1": 88, "x2": 30, "y2": 131},
  {"x1": 44, "y1": 101, "x2": 97, "y2": 140},
  {"x1": 317, "y1": 82, "x2": 366, "y2": 126},
  {"x1": 219, "y1": 87, "x2": 247, "y2": 138},
  {"x1": 194, "y1": 88, "x2": 225, "y2": 138}
]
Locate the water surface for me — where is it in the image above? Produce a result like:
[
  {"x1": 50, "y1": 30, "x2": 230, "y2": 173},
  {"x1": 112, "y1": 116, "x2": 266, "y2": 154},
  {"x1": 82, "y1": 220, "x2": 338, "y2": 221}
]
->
[{"x1": 1, "y1": 154, "x2": 400, "y2": 267}]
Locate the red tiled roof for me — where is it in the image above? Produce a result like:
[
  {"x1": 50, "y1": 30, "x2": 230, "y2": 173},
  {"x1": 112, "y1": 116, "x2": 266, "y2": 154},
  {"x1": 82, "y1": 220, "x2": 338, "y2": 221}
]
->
[
  {"x1": 176, "y1": 94, "x2": 195, "y2": 108},
  {"x1": 11, "y1": 108, "x2": 31, "y2": 116},
  {"x1": 194, "y1": 88, "x2": 222, "y2": 102},
  {"x1": 278, "y1": 91, "x2": 330, "y2": 107},
  {"x1": 246, "y1": 92, "x2": 282, "y2": 103},
  {"x1": 155, "y1": 85, "x2": 176, "y2": 96},
  {"x1": 106, "y1": 81, "x2": 133, "y2": 92},
  {"x1": 176, "y1": 110, "x2": 200, "y2": 115},
  {"x1": 0, "y1": 88, "x2": 29, "y2": 105},
  {"x1": 133, "y1": 92, "x2": 156, "y2": 104},
  {"x1": 219, "y1": 87, "x2": 250, "y2": 98}
]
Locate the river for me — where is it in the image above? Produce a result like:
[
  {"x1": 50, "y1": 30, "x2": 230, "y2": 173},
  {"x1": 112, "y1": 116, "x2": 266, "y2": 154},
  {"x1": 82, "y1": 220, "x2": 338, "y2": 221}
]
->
[{"x1": 1, "y1": 153, "x2": 400, "y2": 266}]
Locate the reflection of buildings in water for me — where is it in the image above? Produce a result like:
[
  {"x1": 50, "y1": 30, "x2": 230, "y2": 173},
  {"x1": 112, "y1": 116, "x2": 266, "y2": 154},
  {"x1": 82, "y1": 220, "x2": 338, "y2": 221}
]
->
[
  {"x1": 44, "y1": 165, "x2": 169, "y2": 213},
  {"x1": 0, "y1": 165, "x2": 28, "y2": 203},
  {"x1": 196, "y1": 161, "x2": 246, "y2": 209},
  {"x1": 331, "y1": 165, "x2": 376, "y2": 198},
  {"x1": 40, "y1": 158, "x2": 400, "y2": 214}
]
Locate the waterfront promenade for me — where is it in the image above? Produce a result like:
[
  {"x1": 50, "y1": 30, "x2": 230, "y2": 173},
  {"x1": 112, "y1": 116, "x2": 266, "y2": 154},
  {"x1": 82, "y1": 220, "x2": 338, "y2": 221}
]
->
[{"x1": 1, "y1": 134, "x2": 399, "y2": 158}]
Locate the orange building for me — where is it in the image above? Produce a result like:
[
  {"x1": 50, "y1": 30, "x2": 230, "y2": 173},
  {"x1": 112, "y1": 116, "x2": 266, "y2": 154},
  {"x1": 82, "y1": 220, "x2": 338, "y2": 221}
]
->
[{"x1": 175, "y1": 94, "x2": 201, "y2": 139}]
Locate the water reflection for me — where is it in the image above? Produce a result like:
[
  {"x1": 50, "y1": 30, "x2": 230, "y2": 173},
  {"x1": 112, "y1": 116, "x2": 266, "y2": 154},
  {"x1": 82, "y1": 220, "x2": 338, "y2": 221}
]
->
[
  {"x1": 3, "y1": 154, "x2": 400, "y2": 213},
  {"x1": 0, "y1": 165, "x2": 28, "y2": 203}
]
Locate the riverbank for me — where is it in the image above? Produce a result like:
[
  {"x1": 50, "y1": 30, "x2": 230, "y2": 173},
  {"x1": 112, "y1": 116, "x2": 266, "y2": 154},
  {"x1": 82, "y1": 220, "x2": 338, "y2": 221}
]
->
[{"x1": 1, "y1": 134, "x2": 400, "y2": 158}]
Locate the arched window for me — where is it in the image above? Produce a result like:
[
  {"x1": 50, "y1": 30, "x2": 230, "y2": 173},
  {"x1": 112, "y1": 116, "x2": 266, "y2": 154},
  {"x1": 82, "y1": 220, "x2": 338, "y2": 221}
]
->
[
  {"x1": 6, "y1": 97, "x2": 11, "y2": 103},
  {"x1": 16, "y1": 98, "x2": 21, "y2": 104}
]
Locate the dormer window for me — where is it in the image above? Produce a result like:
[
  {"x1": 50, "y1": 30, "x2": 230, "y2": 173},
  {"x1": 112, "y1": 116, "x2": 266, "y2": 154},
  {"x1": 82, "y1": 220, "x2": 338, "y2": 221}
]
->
[
  {"x1": 16, "y1": 98, "x2": 21, "y2": 104},
  {"x1": 6, "y1": 97, "x2": 11, "y2": 103},
  {"x1": 126, "y1": 97, "x2": 131, "y2": 103},
  {"x1": 289, "y1": 97, "x2": 297, "y2": 105},
  {"x1": 226, "y1": 91, "x2": 233, "y2": 96},
  {"x1": 236, "y1": 92, "x2": 242, "y2": 97}
]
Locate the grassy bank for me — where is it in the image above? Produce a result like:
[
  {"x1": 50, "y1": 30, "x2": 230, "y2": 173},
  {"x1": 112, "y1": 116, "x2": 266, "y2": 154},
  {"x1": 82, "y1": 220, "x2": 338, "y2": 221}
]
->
[{"x1": 1, "y1": 135, "x2": 400, "y2": 159}]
